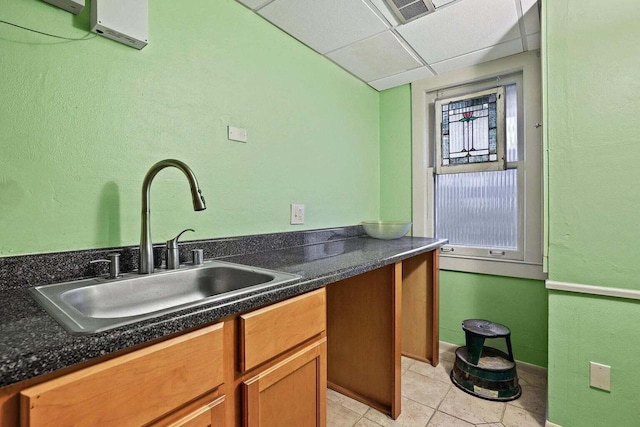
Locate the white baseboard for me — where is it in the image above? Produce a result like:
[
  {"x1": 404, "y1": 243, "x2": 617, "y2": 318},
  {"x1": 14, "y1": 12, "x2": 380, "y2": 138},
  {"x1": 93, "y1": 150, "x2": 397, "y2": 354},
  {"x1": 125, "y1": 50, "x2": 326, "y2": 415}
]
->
[{"x1": 546, "y1": 421, "x2": 562, "y2": 427}]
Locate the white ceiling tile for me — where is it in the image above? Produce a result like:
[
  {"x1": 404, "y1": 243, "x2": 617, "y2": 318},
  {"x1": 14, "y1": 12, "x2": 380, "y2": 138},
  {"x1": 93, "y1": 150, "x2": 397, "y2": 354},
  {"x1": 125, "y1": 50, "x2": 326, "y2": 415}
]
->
[
  {"x1": 327, "y1": 31, "x2": 422, "y2": 82},
  {"x1": 259, "y1": 0, "x2": 389, "y2": 54},
  {"x1": 520, "y1": 0, "x2": 540, "y2": 35},
  {"x1": 368, "y1": 66, "x2": 435, "y2": 91},
  {"x1": 526, "y1": 32, "x2": 540, "y2": 50},
  {"x1": 430, "y1": 38, "x2": 523, "y2": 74},
  {"x1": 397, "y1": 0, "x2": 521, "y2": 64},
  {"x1": 432, "y1": 0, "x2": 457, "y2": 8},
  {"x1": 237, "y1": 0, "x2": 270, "y2": 10},
  {"x1": 369, "y1": 0, "x2": 400, "y2": 26}
]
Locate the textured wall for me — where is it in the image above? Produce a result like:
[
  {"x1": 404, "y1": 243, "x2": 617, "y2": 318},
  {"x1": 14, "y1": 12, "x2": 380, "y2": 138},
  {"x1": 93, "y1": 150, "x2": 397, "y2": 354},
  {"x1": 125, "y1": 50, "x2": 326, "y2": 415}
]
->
[
  {"x1": 0, "y1": 0, "x2": 380, "y2": 256},
  {"x1": 548, "y1": 292, "x2": 640, "y2": 426},
  {"x1": 546, "y1": 0, "x2": 640, "y2": 289},
  {"x1": 545, "y1": 0, "x2": 640, "y2": 425},
  {"x1": 379, "y1": 85, "x2": 412, "y2": 223},
  {"x1": 440, "y1": 272, "x2": 547, "y2": 367}
]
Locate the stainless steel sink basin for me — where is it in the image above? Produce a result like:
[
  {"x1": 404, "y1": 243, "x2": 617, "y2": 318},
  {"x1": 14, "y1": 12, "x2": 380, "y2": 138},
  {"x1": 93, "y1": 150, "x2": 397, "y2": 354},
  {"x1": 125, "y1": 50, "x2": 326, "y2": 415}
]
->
[{"x1": 29, "y1": 261, "x2": 300, "y2": 334}]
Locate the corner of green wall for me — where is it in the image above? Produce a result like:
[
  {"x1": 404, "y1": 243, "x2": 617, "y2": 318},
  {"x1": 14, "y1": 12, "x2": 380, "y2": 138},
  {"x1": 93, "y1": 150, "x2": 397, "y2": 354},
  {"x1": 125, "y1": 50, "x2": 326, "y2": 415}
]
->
[
  {"x1": 440, "y1": 271, "x2": 548, "y2": 367},
  {"x1": 379, "y1": 84, "x2": 412, "y2": 222}
]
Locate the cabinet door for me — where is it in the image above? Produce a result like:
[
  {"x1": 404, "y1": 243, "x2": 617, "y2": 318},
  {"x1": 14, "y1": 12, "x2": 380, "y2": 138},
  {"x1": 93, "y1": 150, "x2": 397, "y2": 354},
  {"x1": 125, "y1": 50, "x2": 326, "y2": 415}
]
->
[
  {"x1": 243, "y1": 338, "x2": 326, "y2": 427},
  {"x1": 20, "y1": 323, "x2": 224, "y2": 427},
  {"x1": 166, "y1": 396, "x2": 225, "y2": 427}
]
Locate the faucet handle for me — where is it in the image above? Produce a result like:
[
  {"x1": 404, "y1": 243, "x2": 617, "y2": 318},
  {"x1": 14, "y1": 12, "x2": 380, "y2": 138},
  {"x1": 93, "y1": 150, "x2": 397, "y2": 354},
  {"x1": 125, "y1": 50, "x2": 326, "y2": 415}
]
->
[
  {"x1": 166, "y1": 229, "x2": 195, "y2": 249},
  {"x1": 166, "y1": 229, "x2": 194, "y2": 270},
  {"x1": 90, "y1": 253, "x2": 121, "y2": 279}
]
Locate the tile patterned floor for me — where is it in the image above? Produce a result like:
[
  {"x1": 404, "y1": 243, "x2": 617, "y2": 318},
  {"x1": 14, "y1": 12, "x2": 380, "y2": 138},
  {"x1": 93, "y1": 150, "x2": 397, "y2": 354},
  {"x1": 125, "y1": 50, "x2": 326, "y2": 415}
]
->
[{"x1": 327, "y1": 343, "x2": 547, "y2": 427}]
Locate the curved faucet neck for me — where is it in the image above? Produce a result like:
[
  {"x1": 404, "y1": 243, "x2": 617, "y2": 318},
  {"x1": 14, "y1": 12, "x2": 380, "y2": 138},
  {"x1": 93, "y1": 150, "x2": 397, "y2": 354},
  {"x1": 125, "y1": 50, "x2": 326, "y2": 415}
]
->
[
  {"x1": 139, "y1": 159, "x2": 206, "y2": 274},
  {"x1": 141, "y1": 159, "x2": 205, "y2": 214}
]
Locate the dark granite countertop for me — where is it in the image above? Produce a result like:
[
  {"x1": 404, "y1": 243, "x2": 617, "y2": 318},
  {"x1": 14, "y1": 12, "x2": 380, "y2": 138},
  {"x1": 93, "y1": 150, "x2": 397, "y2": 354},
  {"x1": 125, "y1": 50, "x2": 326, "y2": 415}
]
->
[{"x1": 0, "y1": 236, "x2": 446, "y2": 388}]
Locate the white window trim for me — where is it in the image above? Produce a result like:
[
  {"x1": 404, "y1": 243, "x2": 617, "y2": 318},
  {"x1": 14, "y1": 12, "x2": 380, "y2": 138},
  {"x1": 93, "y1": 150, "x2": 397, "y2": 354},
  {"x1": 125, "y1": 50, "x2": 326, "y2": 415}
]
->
[{"x1": 411, "y1": 50, "x2": 546, "y2": 280}]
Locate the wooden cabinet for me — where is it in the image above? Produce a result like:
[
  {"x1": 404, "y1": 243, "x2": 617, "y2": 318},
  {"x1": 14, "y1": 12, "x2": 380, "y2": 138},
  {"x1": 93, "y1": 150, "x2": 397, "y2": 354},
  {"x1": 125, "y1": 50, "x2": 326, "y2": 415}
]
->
[
  {"x1": 0, "y1": 249, "x2": 439, "y2": 427},
  {"x1": 2, "y1": 289, "x2": 328, "y2": 427},
  {"x1": 20, "y1": 323, "x2": 225, "y2": 427},
  {"x1": 326, "y1": 251, "x2": 440, "y2": 420},
  {"x1": 243, "y1": 338, "x2": 326, "y2": 427},
  {"x1": 239, "y1": 289, "x2": 327, "y2": 427}
]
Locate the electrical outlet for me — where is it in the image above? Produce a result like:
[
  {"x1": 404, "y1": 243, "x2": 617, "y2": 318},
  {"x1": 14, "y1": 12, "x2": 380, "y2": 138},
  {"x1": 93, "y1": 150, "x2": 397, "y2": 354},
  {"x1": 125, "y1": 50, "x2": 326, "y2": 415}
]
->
[
  {"x1": 590, "y1": 362, "x2": 611, "y2": 391},
  {"x1": 290, "y1": 204, "x2": 305, "y2": 225}
]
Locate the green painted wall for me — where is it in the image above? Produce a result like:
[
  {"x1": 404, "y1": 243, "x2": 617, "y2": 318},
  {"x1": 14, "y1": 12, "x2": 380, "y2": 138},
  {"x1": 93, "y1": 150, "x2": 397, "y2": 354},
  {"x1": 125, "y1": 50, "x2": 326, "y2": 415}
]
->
[
  {"x1": 379, "y1": 85, "x2": 412, "y2": 222},
  {"x1": 379, "y1": 85, "x2": 548, "y2": 367},
  {"x1": 546, "y1": 0, "x2": 640, "y2": 289},
  {"x1": 0, "y1": 0, "x2": 380, "y2": 256},
  {"x1": 548, "y1": 292, "x2": 640, "y2": 427},
  {"x1": 440, "y1": 272, "x2": 547, "y2": 367},
  {"x1": 545, "y1": 1, "x2": 640, "y2": 425}
]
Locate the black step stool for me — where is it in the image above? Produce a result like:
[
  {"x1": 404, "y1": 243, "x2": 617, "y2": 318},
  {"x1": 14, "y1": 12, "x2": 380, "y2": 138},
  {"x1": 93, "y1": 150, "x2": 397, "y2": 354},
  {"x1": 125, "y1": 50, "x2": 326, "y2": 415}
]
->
[
  {"x1": 450, "y1": 319, "x2": 521, "y2": 401},
  {"x1": 463, "y1": 319, "x2": 515, "y2": 365}
]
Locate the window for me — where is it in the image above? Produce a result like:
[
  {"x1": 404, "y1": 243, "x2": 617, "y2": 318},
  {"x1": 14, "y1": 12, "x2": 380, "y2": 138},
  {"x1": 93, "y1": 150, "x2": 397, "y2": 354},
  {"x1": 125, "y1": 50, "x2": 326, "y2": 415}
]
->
[
  {"x1": 436, "y1": 83, "x2": 521, "y2": 260},
  {"x1": 411, "y1": 51, "x2": 544, "y2": 280}
]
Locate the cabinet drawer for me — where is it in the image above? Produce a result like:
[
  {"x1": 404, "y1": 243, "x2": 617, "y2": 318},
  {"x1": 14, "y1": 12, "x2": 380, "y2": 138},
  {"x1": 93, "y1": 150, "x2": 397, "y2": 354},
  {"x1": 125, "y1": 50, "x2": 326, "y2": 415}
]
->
[
  {"x1": 20, "y1": 323, "x2": 224, "y2": 427},
  {"x1": 240, "y1": 289, "x2": 326, "y2": 371}
]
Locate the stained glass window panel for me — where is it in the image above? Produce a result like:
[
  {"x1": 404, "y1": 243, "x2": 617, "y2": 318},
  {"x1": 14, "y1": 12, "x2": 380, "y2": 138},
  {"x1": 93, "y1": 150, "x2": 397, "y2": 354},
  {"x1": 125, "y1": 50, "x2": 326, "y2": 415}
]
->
[{"x1": 435, "y1": 87, "x2": 505, "y2": 174}]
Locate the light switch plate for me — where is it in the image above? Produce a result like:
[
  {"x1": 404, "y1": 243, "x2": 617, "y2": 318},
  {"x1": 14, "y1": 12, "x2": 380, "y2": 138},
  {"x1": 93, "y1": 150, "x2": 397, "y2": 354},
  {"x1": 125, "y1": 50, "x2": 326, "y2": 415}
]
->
[
  {"x1": 290, "y1": 204, "x2": 305, "y2": 225},
  {"x1": 590, "y1": 362, "x2": 611, "y2": 391},
  {"x1": 228, "y1": 126, "x2": 247, "y2": 143}
]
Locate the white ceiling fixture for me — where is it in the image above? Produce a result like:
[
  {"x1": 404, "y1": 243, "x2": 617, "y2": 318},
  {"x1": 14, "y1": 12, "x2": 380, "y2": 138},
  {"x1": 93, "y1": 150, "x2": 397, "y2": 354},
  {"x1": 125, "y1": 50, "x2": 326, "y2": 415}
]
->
[
  {"x1": 431, "y1": 0, "x2": 457, "y2": 7},
  {"x1": 383, "y1": 0, "x2": 435, "y2": 24},
  {"x1": 236, "y1": 0, "x2": 540, "y2": 91}
]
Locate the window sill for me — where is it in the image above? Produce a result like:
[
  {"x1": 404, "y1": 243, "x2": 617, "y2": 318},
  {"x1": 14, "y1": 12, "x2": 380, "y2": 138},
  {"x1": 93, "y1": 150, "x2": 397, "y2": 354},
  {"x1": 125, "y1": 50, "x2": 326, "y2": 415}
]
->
[{"x1": 440, "y1": 254, "x2": 547, "y2": 280}]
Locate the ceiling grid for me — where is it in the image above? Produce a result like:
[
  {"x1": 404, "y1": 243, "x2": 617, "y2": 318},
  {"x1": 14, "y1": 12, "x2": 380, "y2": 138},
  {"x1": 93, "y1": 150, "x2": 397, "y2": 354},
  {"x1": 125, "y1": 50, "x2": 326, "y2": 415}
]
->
[{"x1": 236, "y1": 0, "x2": 540, "y2": 91}]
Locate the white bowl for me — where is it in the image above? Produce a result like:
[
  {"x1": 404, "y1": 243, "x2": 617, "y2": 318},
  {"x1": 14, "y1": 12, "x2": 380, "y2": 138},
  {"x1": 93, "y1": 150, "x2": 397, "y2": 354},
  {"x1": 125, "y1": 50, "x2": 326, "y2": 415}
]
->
[{"x1": 362, "y1": 221, "x2": 412, "y2": 240}]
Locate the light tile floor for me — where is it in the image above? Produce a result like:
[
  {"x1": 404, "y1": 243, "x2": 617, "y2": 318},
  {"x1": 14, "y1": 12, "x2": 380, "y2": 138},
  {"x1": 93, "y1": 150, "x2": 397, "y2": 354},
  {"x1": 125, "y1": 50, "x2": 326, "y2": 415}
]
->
[{"x1": 327, "y1": 343, "x2": 547, "y2": 427}]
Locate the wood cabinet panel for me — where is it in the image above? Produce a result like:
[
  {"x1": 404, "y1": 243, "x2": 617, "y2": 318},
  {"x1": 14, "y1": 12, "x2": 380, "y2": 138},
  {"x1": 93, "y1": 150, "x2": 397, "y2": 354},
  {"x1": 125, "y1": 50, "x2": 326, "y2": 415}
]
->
[
  {"x1": 20, "y1": 323, "x2": 224, "y2": 427},
  {"x1": 149, "y1": 392, "x2": 226, "y2": 427},
  {"x1": 326, "y1": 264, "x2": 402, "y2": 418},
  {"x1": 402, "y1": 251, "x2": 439, "y2": 366},
  {"x1": 164, "y1": 395, "x2": 226, "y2": 427},
  {"x1": 240, "y1": 289, "x2": 325, "y2": 372},
  {"x1": 243, "y1": 338, "x2": 327, "y2": 427}
]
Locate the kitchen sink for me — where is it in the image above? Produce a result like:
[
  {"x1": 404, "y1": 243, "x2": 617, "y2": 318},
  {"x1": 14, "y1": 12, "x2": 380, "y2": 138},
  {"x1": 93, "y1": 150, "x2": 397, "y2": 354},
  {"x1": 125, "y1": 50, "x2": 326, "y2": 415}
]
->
[{"x1": 29, "y1": 260, "x2": 300, "y2": 334}]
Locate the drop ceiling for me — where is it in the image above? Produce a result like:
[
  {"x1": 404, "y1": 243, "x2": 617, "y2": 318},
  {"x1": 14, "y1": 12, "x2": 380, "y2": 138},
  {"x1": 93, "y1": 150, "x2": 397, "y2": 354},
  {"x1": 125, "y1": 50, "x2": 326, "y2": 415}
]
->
[{"x1": 236, "y1": 0, "x2": 540, "y2": 91}]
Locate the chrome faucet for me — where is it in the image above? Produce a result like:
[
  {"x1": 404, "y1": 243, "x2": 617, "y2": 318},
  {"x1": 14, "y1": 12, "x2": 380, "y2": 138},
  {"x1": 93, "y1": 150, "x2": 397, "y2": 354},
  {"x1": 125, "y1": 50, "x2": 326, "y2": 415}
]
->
[{"x1": 139, "y1": 159, "x2": 206, "y2": 274}]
